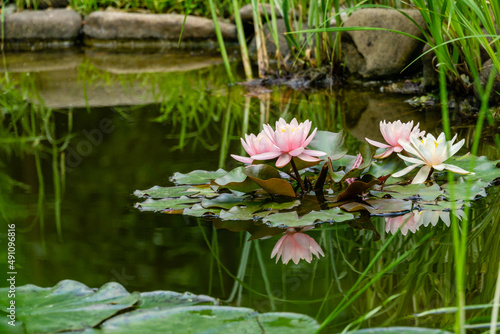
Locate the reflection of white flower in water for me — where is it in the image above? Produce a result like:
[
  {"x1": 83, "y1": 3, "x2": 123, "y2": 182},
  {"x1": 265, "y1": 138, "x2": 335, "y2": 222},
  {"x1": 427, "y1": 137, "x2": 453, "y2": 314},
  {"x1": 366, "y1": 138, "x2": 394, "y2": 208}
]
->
[
  {"x1": 271, "y1": 227, "x2": 325, "y2": 264},
  {"x1": 392, "y1": 132, "x2": 472, "y2": 184},
  {"x1": 386, "y1": 209, "x2": 464, "y2": 234},
  {"x1": 385, "y1": 213, "x2": 420, "y2": 235},
  {"x1": 415, "y1": 209, "x2": 464, "y2": 227}
]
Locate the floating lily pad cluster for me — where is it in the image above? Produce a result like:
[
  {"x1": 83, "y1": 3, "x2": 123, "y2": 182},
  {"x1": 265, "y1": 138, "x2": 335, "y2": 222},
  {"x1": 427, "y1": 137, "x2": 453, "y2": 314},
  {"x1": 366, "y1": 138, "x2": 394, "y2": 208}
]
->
[
  {"x1": 0, "y1": 280, "x2": 319, "y2": 333},
  {"x1": 134, "y1": 119, "x2": 500, "y2": 263}
]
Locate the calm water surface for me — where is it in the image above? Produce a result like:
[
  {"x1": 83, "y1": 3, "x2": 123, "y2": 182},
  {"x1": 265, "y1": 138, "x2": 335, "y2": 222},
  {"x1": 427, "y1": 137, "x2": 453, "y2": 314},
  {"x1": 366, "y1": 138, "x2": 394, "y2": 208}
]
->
[{"x1": 1, "y1": 49, "x2": 499, "y2": 331}]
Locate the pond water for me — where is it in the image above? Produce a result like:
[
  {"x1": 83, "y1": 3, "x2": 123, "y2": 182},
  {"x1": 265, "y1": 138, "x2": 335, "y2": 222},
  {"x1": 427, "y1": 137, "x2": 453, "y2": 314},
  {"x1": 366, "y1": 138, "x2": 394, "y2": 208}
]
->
[{"x1": 1, "y1": 49, "x2": 500, "y2": 332}]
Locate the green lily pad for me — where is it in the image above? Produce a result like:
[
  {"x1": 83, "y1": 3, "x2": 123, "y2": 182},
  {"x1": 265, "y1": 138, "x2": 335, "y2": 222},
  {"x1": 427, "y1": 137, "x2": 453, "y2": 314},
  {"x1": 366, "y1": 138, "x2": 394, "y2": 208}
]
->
[
  {"x1": 263, "y1": 208, "x2": 355, "y2": 227},
  {"x1": 93, "y1": 306, "x2": 319, "y2": 333},
  {"x1": 244, "y1": 164, "x2": 296, "y2": 197},
  {"x1": 371, "y1": 184, "x2": 428, "y2": 200},
  {"x1": 135, "y1": 196, "x2": 201, "y2": 212},
  {"x1": 417, "y1": 183, "x2": 444, "y2": 201},
  {"x1": 213, "y1": 167, "x2": 261, "y2": 193},
  {"x1": 183, "y1": 203, "x2": 221, "y2": 218},
  {"x1": 441, "y1": 180, "x2": 488, "y2": 200},
  {"x1": 138, "y1": 291, "x2": 218, "y2": 309},
  {"x1": 0, "y1": 280, "x2": 140, "y2": 333},
  {"x1": 342, "y1": 199, "x2": 413, "y2": 215},
  {"x1": 134, "y1": 185, "x2": 195, "y2": 198},
  {"x1": 201, "y1": 193, "x2": 250, "y2": 210},
  {"x1": 308, "y1": 130, "x2": 348, "y2": 161},
  {"x1": 446, "y1": 155, "x2": 500, "y2": 183},
  {"x1": 220, "y1": 206, "x2": 259, "y2": 220},
  {"x1": 171, "y1": 169, "x2": 227, "y2": 185}
]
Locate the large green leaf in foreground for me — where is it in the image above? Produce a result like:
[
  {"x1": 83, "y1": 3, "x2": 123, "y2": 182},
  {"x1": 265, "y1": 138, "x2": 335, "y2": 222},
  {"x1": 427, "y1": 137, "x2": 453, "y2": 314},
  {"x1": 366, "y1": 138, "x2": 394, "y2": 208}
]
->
[
  {"x1": 0, "y1": 280, "x2": 140, "y2": 333},
  {"x1": 0, "y1": 280, "x2": 319, "y2": 334}
]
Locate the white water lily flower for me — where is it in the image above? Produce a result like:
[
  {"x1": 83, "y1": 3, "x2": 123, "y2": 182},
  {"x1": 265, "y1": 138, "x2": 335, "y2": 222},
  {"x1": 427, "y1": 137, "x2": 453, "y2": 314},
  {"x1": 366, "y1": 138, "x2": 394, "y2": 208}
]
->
[{"x1": 392, "y1": 132, "x2": 472, "y2": 184}]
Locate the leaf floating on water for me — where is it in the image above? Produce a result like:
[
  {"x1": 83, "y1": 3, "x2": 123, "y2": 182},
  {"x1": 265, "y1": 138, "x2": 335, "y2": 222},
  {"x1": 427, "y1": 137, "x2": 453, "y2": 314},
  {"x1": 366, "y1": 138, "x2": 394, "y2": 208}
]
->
[
  {"x1": 244, "y1": 164, "x2": 296, "y2": 197},
  {"x1": 135, "y1": 196, "x2": 201, "y2": 212},
  {"x1": 0, "y1": 280, "x2": 140, "y2": 334},
  {"x1": 201, "y1": 193, "x2": 250, "y2": 210},
  {"x1": 263, "y1": 208, "x2": 355, "y2": 228},
  {"x1": 183, "y1": 204, "x2": 221, "y2": 218},
  {"x1": 170, "y1": 169, "x2": 227, "y2": 185},
  {"x1": 3, "y1": 280, "x2": 319, "y2": 333},
  {"x1": 134, "y1": 185, "x2": 195, "y2": 198},
  {"x1": 213, "y1": 167, "x2": 261, "y2": 193},
  {"x1": 441, "y1": 180, "x2": 488, "y2": 200}
]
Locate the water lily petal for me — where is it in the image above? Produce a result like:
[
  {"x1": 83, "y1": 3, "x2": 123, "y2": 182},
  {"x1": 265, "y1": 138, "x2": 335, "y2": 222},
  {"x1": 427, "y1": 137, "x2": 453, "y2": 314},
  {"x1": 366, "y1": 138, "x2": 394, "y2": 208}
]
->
[
  {"x1": 271, "y1": 234, "x2": 287, "y2": 262},
  {"x1": 373, "y1": 147, "x2": 394, "y2": 159},
  {"x1": 440, "y1": 211, "x2": 451, "y2": 227},
  {"x1": 293, "y1": 233, "x2": 311, "y2": 250},
  {"x1": 443, "y1": 163, "x2": 472, "y2": 175},
  {"x1": 366, "y1": 137, "x2": 391, "y2": 149},
  {"x1": 251, "y1": 151, "x2": 282, "y2": 160},
  {"x1": 302, "y1": 149, "x2": 327, "y2": 157},
  {"x1": 411, "y1": 165, "x2": 432, "y2": 184},
  {"x1": 399, "y1": 138, "x2": 426, "y2": 161},
  {"x1": 276, "y1": 153, "x2": 292, "y2": 167},
  {"x1": 296, "y1": 153, "x2": 321, "y2": 162},
  {"x1": 231, "y1": 154, "x2": 253, "y2": 164},
  {"x1": 398, "y1": 154, "x2": 425, "y2": 165},
  {"x1": 392, "y1": 162, "x2": 422, "y2": 178},
  {"x1": 289, "y1": 147, "x2": 305, "y2": 157},
  {"x1": 302, "y1": 127, "x2": 318, "y2": 147},
  {"x1": 449, "y1": 138, "x2": 465, "y2": 157}
]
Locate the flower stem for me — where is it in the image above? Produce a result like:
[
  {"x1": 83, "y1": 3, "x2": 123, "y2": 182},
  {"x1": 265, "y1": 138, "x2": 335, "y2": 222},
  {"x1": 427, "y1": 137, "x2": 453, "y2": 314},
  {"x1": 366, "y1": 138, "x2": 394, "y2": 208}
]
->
[{"x1": 290, "y1": 157, "x2": 306, "y2": 194}]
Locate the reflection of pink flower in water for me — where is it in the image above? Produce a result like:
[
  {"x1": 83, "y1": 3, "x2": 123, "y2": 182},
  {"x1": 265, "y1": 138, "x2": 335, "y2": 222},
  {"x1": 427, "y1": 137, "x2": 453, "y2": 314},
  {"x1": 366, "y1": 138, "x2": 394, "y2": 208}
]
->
[
  {"x1": 365, "y1": 120, "x2": 425, "y2": 159},
  {"x1": 385, "y1": 213, "x2": 419, "y2": 235},
  {"x1": 252, "y1": 118, "x2": 326, "y2": 168},
  {"x1": 231, "y1": 132, "x2": 280, "y2": 164},
  {"x1": 271, "y1": 227, "x2": 325, "y2": 264}
]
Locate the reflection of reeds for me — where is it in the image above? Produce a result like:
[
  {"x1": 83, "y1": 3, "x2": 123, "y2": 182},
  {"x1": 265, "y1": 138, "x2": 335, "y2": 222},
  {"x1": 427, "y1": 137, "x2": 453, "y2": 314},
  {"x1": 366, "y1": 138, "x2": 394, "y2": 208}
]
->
[{"x1": 0, "y1": 74, "x2": 68, "y2": 244}]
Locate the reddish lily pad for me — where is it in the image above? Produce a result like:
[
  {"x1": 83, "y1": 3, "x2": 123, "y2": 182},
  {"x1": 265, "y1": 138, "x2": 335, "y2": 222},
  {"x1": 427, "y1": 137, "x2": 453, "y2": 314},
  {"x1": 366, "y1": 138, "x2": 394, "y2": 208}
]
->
[{"x1": 244, "y1": 164, "x2": 296, "y2": 197}]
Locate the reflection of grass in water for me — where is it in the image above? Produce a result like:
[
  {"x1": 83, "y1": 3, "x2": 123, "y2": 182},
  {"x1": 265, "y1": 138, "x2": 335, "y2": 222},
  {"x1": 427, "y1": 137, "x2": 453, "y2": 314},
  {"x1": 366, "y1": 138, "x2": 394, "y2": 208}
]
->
[{"x1": 0, "y1": 73, "x2": 70, "y2": 245}]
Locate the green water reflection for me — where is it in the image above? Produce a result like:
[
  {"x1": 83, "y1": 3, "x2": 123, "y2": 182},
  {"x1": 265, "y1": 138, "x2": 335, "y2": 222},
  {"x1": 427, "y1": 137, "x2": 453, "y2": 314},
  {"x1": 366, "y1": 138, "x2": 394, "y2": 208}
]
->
[{"x1": 1, "y1": 49, "x2": 499, "y2": 331}]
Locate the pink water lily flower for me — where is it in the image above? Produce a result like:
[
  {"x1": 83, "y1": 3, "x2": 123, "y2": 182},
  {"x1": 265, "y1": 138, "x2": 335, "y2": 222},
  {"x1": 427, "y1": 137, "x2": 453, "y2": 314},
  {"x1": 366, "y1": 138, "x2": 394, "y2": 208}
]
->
[
  {"x1": 251, "y1": 118, "x2": 326, "y2": 168},
  {"x1": 271, "y1": 227, "x2": 325, "y2": 264},
  {"x1": 231, "y1": 132, "x2": 281, "y2": 164},
  {"x1": 366, "y1": 120, "x2": 425, "y2": 159}
]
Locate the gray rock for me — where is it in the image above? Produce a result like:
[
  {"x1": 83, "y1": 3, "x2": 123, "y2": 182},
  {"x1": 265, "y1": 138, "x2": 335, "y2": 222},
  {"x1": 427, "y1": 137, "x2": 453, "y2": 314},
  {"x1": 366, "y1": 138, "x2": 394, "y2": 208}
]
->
[
  {"x1": 3, "y1": 8, "x2": 82, "y2": 40},
  {"x1": 342, "y1": 8, "x2": 426, "y2": 78},
  {"x1": 477, "y1": 59, "x2": 500, "y2": 104},
  {"x1": 422, "y1": 43, "x2": 438, "y2": 89},
  {"x1": 83, "y1": 11, "x2": 237, "y2": 42}
]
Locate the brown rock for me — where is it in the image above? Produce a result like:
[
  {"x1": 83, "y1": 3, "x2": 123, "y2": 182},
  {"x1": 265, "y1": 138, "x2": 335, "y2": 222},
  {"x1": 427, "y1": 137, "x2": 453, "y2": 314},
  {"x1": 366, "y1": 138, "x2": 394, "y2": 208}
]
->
[
  {"x1": 83, "y1": 11, "x2": 237, "y2": 42},
  {"x1": 3, "y1": 8, "x2": 82, "y2": 40},
  {"x1": 342, "y1": 8, "x2": 426, "y2": 78}
]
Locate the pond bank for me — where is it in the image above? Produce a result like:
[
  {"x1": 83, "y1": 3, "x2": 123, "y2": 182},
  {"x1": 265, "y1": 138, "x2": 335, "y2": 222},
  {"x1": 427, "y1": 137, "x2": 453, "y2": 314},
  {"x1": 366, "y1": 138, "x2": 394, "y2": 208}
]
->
[{"x1": 0, "y1": 6, "x2": 439, "y2": 86}]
